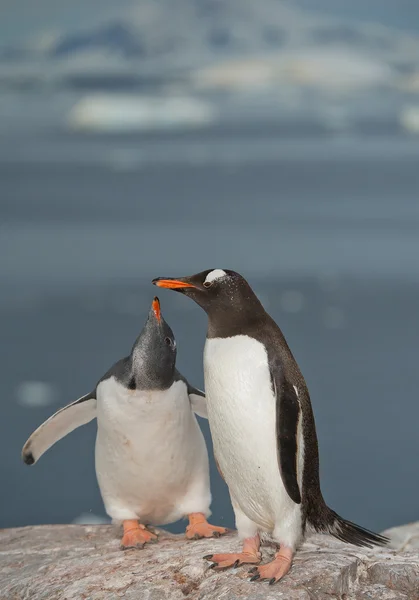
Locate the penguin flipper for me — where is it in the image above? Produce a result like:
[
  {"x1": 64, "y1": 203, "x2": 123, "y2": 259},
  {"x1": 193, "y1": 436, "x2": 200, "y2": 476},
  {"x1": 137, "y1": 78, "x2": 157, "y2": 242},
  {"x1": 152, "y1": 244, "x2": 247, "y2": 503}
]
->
[
  {"x1": 271, "y1": 365, "x2": 302, "y2": 505},
  {"x1": 189, "y1": 390, "x2": 207, "y2": 419},
  {"x1": 22, "y1": 391, "x2": 97, "y2": 465},
  {"x1": 175, "y1": 370, "x2": 208, "y2": 419},
  {"x1": 188, "y1": 383, "x2": 207, "y2": 419}
]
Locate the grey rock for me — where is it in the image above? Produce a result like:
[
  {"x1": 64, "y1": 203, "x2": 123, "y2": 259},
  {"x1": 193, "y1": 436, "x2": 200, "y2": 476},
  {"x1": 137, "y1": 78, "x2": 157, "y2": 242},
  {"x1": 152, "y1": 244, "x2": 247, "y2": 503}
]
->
[
  {"x1": 0, "y1": 524, "x2": 418, "y2": 600},
  {"x1": 382, "y1": 521, "x2": 419, "y2": 552}
]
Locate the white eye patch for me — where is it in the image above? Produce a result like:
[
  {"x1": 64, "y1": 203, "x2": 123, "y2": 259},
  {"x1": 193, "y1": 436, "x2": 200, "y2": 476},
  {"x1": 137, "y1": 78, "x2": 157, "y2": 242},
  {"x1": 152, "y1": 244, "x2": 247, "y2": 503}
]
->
[{"x1": 204, "y1": 269, "x2": 227, "y2": 284}]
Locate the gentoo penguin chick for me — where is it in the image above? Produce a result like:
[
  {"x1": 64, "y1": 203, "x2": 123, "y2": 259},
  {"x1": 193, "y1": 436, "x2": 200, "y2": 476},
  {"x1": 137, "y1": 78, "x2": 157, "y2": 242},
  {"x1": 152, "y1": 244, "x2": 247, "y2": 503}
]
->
[
  {"x1": 153, "y1": 270, "x2": 388, "y2": 584},
  {"x1": 22, "y1": 297, "x2": 228, "y2": 549}
]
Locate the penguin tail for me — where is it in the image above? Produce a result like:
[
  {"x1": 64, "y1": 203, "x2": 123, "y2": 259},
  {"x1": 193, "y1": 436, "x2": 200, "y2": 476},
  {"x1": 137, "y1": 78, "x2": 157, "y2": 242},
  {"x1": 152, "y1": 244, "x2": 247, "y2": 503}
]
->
[{"x1": 309, "y1": 506, "x2": 389, "y2": 548}]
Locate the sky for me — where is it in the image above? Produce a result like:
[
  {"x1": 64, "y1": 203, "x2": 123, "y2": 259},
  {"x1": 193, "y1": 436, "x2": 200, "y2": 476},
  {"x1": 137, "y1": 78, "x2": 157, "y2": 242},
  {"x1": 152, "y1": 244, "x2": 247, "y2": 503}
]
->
[{"x1": 0, "y1": 0, "x2": 418, "y2": 45}]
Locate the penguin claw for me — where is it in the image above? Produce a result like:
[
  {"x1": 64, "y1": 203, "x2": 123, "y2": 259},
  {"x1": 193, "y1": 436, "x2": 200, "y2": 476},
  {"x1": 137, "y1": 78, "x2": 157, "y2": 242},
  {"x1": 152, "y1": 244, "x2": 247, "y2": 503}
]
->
[
  {"x1": 204, "y1": 552, "x2": 261, "y2": 570},
  {"x1": 203, "y1": 554, "x2": 213, "y2": 560},
  {"x1": 208, "y1": 563, "x2": 216, "y2": 570},
  {"x1": 120, "y1": 543, "x2": 145, "y2": 551},
  {"x1": 120, "y1": 524, "x2": 157, "y2": 550},
  {"x1": 250, "y1": 548, "x2": 293, "y2": 583}
]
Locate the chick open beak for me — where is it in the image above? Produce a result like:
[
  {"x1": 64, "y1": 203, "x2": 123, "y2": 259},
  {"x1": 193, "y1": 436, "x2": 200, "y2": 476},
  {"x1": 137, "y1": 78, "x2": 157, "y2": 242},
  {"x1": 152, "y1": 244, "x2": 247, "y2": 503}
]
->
[{"x1": 151, "y1": 296, "x2": 161, "y2": 321}]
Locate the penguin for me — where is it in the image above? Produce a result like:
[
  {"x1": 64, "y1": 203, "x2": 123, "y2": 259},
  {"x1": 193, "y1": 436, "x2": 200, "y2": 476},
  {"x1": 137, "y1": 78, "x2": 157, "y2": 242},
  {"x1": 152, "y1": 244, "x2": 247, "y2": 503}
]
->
[
  {"x1": 153, "y1": 270, "x2": 388, "y2": 584},
  {"x1": 22, "y1": 297, "x2": 228, "y2": 549}
]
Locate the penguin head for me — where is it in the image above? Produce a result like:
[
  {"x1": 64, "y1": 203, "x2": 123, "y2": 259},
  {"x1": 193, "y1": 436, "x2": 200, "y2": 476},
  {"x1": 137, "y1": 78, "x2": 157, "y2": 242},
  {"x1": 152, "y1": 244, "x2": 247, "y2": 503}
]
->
[
  {"x1": 131, "y1": 297, "x2": 177, "y2": 389},
  {"x1": 152, "y1": 270, "x2": 262, "y2": 318}
]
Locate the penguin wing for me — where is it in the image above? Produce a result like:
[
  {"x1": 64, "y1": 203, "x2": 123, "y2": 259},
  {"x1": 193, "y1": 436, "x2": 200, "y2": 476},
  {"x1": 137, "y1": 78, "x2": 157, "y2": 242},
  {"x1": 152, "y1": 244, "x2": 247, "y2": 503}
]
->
[
  {"x1": 175, "y1": 370, "x2": 208, "y2": 419},
  {"x1": 188, "y1": 386, "x2": 208, "y2": 419},
  {"x1": 270, "y1": 363, "x2": 302, "y2": 504},
  {"x1": 22, "y1": 391, "x2": 97, "y2": 465}
]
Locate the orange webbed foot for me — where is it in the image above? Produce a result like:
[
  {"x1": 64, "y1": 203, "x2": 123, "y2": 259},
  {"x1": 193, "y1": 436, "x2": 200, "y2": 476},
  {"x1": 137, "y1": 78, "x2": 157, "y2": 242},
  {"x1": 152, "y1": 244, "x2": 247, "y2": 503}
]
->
[
  {"x1": 120, "y1": 520, "x2": 158, "y2": 550},
  {"x1": 204, "y1": 534, "x2": 261, "y2": 569},
  {"x1": 204, "y1": 551, "x2": 261, "y2": 570},
  {"x1": 248, "y1": 547, "x2": 293, "y2": 584},
  {"x1": 185, "y1": 513, "x2": 229, "y2": 540}
]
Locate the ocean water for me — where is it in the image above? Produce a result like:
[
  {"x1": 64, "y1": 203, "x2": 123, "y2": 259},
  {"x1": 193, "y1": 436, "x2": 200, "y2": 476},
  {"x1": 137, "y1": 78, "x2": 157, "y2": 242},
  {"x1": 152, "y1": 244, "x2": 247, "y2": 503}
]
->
[{"x1": 1, "y1": 129, "x2": 419, "y2": 534}]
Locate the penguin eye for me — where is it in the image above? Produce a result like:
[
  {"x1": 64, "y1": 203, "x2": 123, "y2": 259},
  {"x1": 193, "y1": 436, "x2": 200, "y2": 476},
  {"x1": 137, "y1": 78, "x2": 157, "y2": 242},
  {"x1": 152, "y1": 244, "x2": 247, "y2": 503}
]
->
[
  {"x1": 165, "y1": 337, "x2": 172, "y2": 346},
  {"x1": 203, "y1": 281, "x2": 212, "y2": 288}
]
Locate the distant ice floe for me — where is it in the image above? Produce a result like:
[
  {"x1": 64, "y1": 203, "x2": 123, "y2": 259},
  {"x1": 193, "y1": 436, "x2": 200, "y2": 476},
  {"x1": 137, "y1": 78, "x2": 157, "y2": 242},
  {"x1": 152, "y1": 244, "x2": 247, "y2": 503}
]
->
[
  {"x1": 16, "y1": 381, "x2": 56, "y2": 408},
  {"x1": 72, "y1": 512, "x2": 110, "y2": 525},
  {"x1": 66, "y1": 94, "x2": 216, "y2": 133},
  {"x1": 192, "y1": 49, "x2": 394, "y2": 92},
  {"x1": 400, "y1": 106, "x2": 419, "y2": 134}
]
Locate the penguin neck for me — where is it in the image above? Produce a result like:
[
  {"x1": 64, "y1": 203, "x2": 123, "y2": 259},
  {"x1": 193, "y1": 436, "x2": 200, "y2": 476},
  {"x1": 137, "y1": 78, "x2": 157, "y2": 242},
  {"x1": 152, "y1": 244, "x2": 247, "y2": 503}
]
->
[
  {"x1": 130, "y1": 349, "x2": 175, "y2": 391},
  {"x1": 206, "y1": 295, "x2": 267, "y2": 339}
]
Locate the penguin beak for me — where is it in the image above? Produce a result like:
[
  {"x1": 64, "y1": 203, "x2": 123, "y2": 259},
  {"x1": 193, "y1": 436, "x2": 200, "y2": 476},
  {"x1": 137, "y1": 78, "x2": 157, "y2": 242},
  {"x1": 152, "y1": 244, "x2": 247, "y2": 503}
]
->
[
  {"x1": 151, "y1": 296, "x2": 161, "y2": 322},
  {"x1": 152, "y1": 277, "x2": 197, "y2": 290}
]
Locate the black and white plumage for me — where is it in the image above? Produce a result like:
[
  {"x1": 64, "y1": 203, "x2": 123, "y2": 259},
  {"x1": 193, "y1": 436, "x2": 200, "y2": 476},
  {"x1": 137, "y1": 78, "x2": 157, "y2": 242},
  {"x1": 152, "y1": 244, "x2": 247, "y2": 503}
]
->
[
  {"x1": 153, "y1": 269, "x2": 388, "y2": 580},
  {"x1": 22, "y1": 297, "x2": 223, "y2": 541}
]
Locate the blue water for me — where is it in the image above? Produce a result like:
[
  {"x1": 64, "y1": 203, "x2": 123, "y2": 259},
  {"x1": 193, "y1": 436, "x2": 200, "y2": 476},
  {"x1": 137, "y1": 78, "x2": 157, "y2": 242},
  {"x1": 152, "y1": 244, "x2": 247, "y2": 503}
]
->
[{"x1": 1, "y1": 130, "x2": 419, "y2": 534}]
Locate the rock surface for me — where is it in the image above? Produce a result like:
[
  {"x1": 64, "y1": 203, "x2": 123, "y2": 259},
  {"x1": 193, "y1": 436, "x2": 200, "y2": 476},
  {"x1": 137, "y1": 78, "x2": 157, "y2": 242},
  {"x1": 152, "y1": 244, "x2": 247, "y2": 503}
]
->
[{"x1": 0, "y1": 523, "x2": 418, "y2": 600}]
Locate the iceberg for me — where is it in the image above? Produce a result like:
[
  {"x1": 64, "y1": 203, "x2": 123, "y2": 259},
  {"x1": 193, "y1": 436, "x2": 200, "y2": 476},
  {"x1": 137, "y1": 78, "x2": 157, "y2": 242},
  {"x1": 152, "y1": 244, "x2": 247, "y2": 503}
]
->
[{"x1": 66, "y1": 94, "x2": 216, "y2": 132}]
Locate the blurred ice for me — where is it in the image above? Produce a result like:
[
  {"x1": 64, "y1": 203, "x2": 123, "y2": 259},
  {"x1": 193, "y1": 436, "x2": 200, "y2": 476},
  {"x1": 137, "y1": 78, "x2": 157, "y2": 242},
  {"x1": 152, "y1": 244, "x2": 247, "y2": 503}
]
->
[
  {"x1": 400, "y1": 106, "x2": 419, "y2": 134},
  {"x1": 72, "y1": 512, "x2": 110, "y2": 525},
  {"x1": 66, "y1": 95, "x2": 216, "y2": 133},
  {"x1": 15, "y1": 381, "x2": 56, "y2": 408},
  {"x1": 193, "y1": 50, "x2": 393, "y2": 92}
]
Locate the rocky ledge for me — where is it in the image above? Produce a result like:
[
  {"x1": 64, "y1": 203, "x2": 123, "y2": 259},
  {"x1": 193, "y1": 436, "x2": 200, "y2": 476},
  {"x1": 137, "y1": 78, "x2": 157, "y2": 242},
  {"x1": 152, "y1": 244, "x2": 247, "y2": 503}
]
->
[{"x1": 0, "y1": 522, "x2": 418, "y2": 600}]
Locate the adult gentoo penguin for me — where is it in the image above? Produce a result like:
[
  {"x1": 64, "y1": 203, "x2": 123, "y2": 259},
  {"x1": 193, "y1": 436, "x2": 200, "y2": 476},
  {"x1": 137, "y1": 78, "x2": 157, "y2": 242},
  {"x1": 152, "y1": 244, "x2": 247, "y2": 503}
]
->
[
  {"x1": 153, "y1": 270, "x2": 388, "y2": 584},
  {"x1": 22, "y1": 297, "x2": 227, "y2": 549}
]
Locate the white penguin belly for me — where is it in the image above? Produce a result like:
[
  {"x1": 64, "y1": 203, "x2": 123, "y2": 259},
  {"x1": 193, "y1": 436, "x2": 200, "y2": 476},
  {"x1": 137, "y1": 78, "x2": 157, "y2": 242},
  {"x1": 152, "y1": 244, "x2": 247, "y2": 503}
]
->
[
  {"x1": 95, "y1": 377, "x2": 210, "y2": 525},
  {"x1": 204, "y1": 336, "x2": 302, "y2": 535}
]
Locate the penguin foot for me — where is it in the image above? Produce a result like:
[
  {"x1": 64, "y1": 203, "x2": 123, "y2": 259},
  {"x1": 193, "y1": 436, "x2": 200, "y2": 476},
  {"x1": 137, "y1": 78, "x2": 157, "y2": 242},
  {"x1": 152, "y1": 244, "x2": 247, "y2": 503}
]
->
[
  {"x1": 204, "y1": 534, "x2": 261, "y2": 570},
  {"x1": 185, "y1": 513, "x2": 229, "y2": 540},
  {"x1": 204, "y1": 551, "x2": 261, "y2": 570},
  {"x1": 248, "y1": 547, "x2": 293, "y2": 584},
  {"x1": 120, "y1": 520, "x2": 158, "y2": 550}
]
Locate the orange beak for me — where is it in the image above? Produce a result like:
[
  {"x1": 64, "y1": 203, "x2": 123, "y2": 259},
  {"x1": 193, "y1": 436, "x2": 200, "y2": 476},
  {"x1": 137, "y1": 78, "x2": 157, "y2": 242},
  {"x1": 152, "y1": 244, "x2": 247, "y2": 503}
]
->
[
  {"x1": 152, "y1": 297, "x2": 161, "y2": 321},
  {"x1": 152, "y1": 278, "x2": 196, "y2": 290}
]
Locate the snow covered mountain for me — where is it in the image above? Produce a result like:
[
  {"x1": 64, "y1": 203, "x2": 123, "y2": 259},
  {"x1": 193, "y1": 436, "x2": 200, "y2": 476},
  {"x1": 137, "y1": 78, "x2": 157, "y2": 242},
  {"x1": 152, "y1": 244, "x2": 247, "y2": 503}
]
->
[{"x1": 1, "y1": 0, "x2": 419, "y2": 78}]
